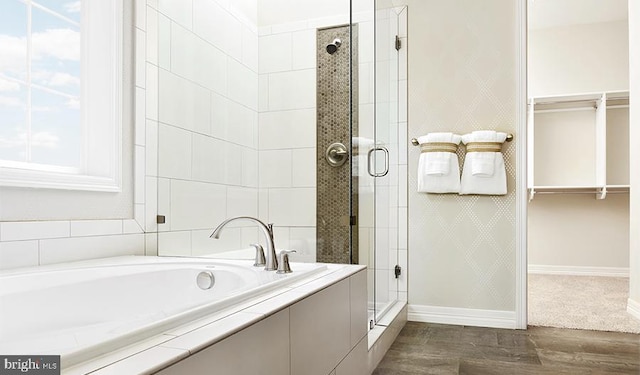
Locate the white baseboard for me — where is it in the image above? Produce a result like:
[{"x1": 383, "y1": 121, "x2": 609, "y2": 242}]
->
[
  {"x1": 528, "y1": 265, "x2": 629, "y2": 277},
  {"x1": 628, "y1": 298, "x2": 640, "y2": 321},
  {"x1": 408, "y1": 304, "x2": 516, "y2": 329}
]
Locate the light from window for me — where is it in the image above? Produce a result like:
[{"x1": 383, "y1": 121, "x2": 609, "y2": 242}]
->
[{"x1": 0, "y1": 0, "x2": 122, "y2": 192}]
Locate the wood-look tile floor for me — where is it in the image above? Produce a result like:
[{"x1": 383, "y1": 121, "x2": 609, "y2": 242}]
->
[{"x1": 373, "y1": 322, "x2": 640, "y2": 374}]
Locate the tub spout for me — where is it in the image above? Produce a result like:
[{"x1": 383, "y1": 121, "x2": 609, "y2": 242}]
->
[{"x1": 210, "y1": 217, "x2": 278, "y2": 271}]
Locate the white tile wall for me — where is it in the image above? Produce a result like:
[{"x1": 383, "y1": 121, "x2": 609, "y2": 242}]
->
[
  {"x1": 136, "y1": 29, "x2": 147, "y2": 88},
  {"x1": 292, "y1": 29, "x2": 316, "y2": 70},
  {"x1": 242, "y1": 148, "x2": 259, "y2": 188},
  {"x1": 39, "y1": 234, "x2": 144, "y2": 265},
  {"x1": 169, "y1": 180, "x2": 227, "y2": 231},
  {"x1": 228, "y1": 59, "x2": 259, "y2": 110},
  {"x1": 267, "y1": 188, "x2": 316, "y2": 227},
  {"x1": 258, "y1": 75, "x2": 269, "y2": 111},
  {"x1": 135, "y1": 87, "x2": 146, "y2": 146},
  {"x1": 170, "y1": 23, "x2": 228, "y2": 94},
  {"x1": 291, "y1": 148, "x2": 316, "y2": 187},
  {"x1": 259, "y1": 150, "x2": 293, "y2": 188},
  {"x1": 157, "y1": 13, "x2": 170, "y2": 69},
  {"x1": 158, "y1": 69, "x2": 211, "y2": 133},
  {"x1": 256, "y1": 18, "x2": 316, "y2": 260},
  {"x1": 224, "y1": 143, "x2": 244, "y2": 186},
  {"x1": 191, "y1": 135, "x2": 226, "y2": 184},
  {"x1": 227, "y1": 102, "x2": 258, "y2": 148},
  {"x1": 158, "y1": 231, "x2": 191, "y2": 256},
  {"x1": 1, "y1": 221, "x2": 70, "y2": 241},
  {"x1": 259, "y1": 33, "x2": 293, "y2": 73},
  {"x1": 226, "y1": 188, "x2": 259, "y2": 218},
  {"x1": 0, "y1": 241, "x2": 39, "y2": 270},
  {"x1": 288, "y1": 227, "x2": 317, "y2": 262},
  {"x1": 135, "y1": 146, "x2": 146, "y2": 204},
  {"x1": 192, "y1": 0, "x2": 234, "y2": 53},
  {"x1": 146, "y1": 8, "x2": 159, "y2": 65},
  {"x1": 70, "y1": 220, "x2": 123, "y2": 237},
  {"x1": 158, "y1": 124, "x2": 192, "y2": 180},
  {"x1": 146, "y1": 120, "x2": 159, "y2": 177},
  {"x1": 267, "y1": 69, "x2": 316, "y2": 111},
  {"x1": 258, "y1": 109, "x2": 316, "y2": 150},
  {"x1": 242, "y1": 27, "x2": 259, "y2": 72},
  {"x1": 146, "y1": 176, "x2": 160, "y2": 232},
  {"x1": 158, "y1": 0, "x2": 192, "y2": 30},
  {"x1": 146, "y1": 62, "x2": 159, "y2": 121}
]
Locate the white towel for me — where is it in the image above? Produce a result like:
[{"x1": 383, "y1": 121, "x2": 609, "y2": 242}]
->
[
  {"x1": 352, "y1": 137, "x2": 375, "y2": 193},
  {"x1": 417, "y1": 132, "x2": 462, "y2": 194},
  {"x1": 460, "y1": 131, "x2": 508, "y2": 195}
]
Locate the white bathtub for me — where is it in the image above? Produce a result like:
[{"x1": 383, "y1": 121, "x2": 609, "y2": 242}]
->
[{"x1": 0, "y1": 256, "x2": 327, "y2": 367}]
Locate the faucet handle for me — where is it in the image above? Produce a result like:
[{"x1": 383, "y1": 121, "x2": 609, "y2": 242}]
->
[
  {"x1": 276, "y1": 250, "x2": 296, "y2": 274},
  {"x1": 249, "y1": 243, "x2": 265, "y2": 267}
]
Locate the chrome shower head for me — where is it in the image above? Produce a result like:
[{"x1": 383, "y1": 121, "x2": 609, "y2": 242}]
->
[{"x1": 326, "y1": 38, "x2": 342, "y2": 54}]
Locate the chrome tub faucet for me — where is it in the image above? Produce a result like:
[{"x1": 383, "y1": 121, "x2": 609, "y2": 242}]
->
[{"x1": 210, "y1": 217, "x2": 278, "y2": 271}]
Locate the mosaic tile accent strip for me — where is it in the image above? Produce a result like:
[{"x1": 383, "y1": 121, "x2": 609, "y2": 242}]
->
[{"x1": 316, "y1": 25, "x2": 359, "y2": 264}]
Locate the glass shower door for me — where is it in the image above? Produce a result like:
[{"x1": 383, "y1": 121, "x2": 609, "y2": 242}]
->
[{"x1": 370, "y1": 2, "x2": 404, "y2": 323}]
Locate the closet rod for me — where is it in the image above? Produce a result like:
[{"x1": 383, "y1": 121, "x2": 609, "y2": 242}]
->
[
  {"x1": 534, "y1": 98, "x2": 600, "y2": 105},
  {"x1": 410, "y1": 133, "x2": 513, "y2": 146},
  {"x1": 533, "y1": 191, "x2": 628, "y2": 195}
]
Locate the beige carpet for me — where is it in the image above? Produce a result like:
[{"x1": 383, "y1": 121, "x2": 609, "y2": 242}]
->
[{"x1": 528, "y1": 274, "x2": 640, "y2": 334}]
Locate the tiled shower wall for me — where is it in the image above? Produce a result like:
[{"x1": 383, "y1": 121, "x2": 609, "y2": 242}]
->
[
  {"x1": 256, "y1": 18, "x2": 319, "y2": 263},
  {"x1": 257, "y1": 11, "x2": 374, "y2": 263},
  {"x1": 316, "y1": 25, "x2": 358, "y2": 264},
  {"x1": 153, "y1": 0, "x2": 261, "y2": 256}
]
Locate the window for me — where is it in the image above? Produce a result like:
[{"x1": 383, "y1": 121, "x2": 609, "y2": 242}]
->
[{"x1": 0, "y1": 0, "x2": 122, "y2": 192}]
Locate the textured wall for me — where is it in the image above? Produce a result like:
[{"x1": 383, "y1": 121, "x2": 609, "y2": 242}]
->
[
  {"x1": 316, "y1": 25, "x2": 358, "y2": 264},
  {"x1": 402, "y1": 0, "x2": 518, "y2": 311}
]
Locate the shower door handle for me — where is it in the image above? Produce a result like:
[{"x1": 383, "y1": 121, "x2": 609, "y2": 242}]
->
[{"x1": 367, "y1": 147, "x2": 389, "y2": 177}]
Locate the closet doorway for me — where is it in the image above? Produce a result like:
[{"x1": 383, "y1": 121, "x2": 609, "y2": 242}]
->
[{"x1": 526, "y1": 0, "x2": 640, "y2": 333}]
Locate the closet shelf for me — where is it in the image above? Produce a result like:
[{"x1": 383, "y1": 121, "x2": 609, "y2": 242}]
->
[
  {"x1": 528, "y1": 185, "x2": 629, "y2": 201},
  {"x1": 527, "y1": 90, "x2": 629, "y2": 202}
]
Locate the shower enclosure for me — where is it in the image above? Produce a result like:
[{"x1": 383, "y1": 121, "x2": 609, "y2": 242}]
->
[{"x1": 152, "y1": 0, "x2": 407, "y2": 327}]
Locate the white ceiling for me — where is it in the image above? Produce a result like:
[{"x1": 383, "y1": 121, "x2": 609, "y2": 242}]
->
[{"x1": 529, "y1": 0, "x2": 628, "y2": 30}]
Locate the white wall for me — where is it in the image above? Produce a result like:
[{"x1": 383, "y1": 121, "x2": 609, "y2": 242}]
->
[
  {"x1": 628, "y1": 0, "x2": 640, "y2": 313},
  {"x1": 529, "y1": 20, "x2": 629, "y2": 97},
  {"x1": 256, "y1": 16, "x2": 320, "y2": 263},
  {"x1": 153, "y1": 0, "x2": 262, "y2": 257},
  {"x1": 528, "y1": 18, "x2": 630, "y2": 272},
  {"x1": 399, "y1": 0, "x2": 519, "y2": 323},
  {"x1": 528, "y1": 195, "x2": 629, "y2": 269}
]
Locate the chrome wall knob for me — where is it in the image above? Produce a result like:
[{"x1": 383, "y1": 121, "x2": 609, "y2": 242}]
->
[{"x1": 325, "y1": 142, "x2": 348, "y2": 167}]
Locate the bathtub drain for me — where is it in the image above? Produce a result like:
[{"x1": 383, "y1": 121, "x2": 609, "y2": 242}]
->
[{"x1": 196, "y1": 271, "x2": 216, "y2": 290}]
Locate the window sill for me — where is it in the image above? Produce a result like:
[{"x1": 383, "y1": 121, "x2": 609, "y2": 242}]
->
[{"x1": 0, "y1": 167, "x2": 121, "y2": 193}]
